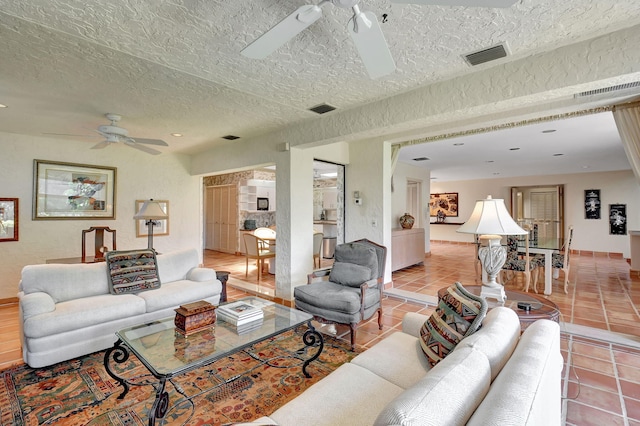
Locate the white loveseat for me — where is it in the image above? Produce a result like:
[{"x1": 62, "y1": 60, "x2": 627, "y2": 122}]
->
[
  {"x1": 18, "y1": 248, "x2": 222, "y2": 368},
  {"x1": 260, "y1": 306, "x2": 562, "y2": 426}
]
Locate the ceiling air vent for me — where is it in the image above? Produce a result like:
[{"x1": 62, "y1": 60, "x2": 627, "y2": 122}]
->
[
  {"x1": 309, "y1": 103, "x2": 336, "y2": 114},
  {"x1": 464, "y1": 43, "x2": 508, "y2": 66},
  {"x1": 222, "y1": 135, "x2": 240, "y2": 140},
  {"x1": 574, "y1": 81, "x2": 640, "y2": 98}
]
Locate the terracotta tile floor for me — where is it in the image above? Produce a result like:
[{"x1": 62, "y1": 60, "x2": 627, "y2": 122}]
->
[
  {"x1": 205, "y1": 241, "x2": 640, "y2": 425},
  {"x1": 2, "y1": 243, "x2": 640, "y2": 425}
]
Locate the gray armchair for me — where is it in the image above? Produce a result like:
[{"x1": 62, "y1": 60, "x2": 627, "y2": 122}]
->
[{"x1": 294, "y1": 239, "x2": 387, "y2": 351}]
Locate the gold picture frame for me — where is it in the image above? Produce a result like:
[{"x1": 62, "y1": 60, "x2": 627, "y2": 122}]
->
[
  {"x1": 33, "y1": 160, "x2": 116, "y2": 220},
  {"x1": 135, "y1": 200, "x2": 169, "y2": 237}
]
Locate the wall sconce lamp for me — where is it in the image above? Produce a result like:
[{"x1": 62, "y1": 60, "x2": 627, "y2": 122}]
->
[
  {"x1": 456, "y1": 195, "x2": 526, "y2": 303},
  {"x1": 133, "y1": 199, "x2": 168, "y2": 251}
]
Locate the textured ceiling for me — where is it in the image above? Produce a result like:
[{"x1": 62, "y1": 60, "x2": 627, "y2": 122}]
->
[{"x1": 0, "y1": 0, "x2": 639, "y2": 178}]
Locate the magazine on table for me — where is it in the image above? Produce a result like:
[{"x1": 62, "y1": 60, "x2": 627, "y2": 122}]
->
[
  {"x1": 235, "y1": 318, "x2": 264, "y2": 335},
  {"x1": 217, "y1": 300, "x2": 263, "y2": 320},
  {"x1": 217, "y1": 308, "x2": 263, "y2": 326}
]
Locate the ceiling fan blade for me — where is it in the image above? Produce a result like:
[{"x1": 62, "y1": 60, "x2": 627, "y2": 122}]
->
[
  {"x1": 348, "y1": 11, "x2": 396, "y2": 79},
  {"x1": 129, "y1": 137, "x2": 169, "y2": 146},
  {"x1": 91, "y1": 140, "x2": 111, "y2": 149},
  {"x1": 390, "y1": 0, "x2": 517, "y2": 7},
  {"x1": 241, "y1": 5, "x2": 323, "y2": 59},
  {"x1": 124, "y1": 140, "x2": 162, "y2": 155}
]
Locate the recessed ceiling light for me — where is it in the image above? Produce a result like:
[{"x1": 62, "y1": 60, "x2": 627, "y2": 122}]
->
[
  {"x1": 171, "y1": 133, "x2": 183, "y2": 137},
  {"x1": 509, "y1": 147, "x2": 520, "y2": 151},
  {"x1": 542, "y1": 129, "x2": 556, "y2": 133},
  {"x1": 553, "y1": 153, "x2": 564, "y2": 156},
  {"x1": 453, "y1": 143, "x2": 464, "y2": 146},
  {"x1": 413, "y1": 157, "x2": 430, "y2": 161},
  {"x1": 582, "y1": 165, "x2": 590, "y2": 169},
  {"x1": 0, "y1": 103, "x2": 7, "y2": 108}
]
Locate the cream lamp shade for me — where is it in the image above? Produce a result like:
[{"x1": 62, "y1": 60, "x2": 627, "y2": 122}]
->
[
  {"x1": 457, "y1": 195, "x2": 526, "y2": 303},
  {"x1": 134, "y1": 199, "x2": 168, "y2": 250},
  {"x1": 134, "y1": 200, "x2": 168, "y2": 220}
]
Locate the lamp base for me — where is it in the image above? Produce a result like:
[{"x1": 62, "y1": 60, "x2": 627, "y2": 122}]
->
[{"x1": 480, "y1": 284, "x2": 506, "y2": 304}]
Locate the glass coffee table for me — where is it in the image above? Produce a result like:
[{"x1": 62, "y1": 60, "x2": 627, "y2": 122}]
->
[{"x1": 103, "y1": 297, "x2": 322, "y2": 425}]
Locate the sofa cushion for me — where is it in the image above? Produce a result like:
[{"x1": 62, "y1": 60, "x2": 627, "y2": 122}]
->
[
  {"x1": 374, "y1": 347, "x2": 492, "y2": 426},
  {"x1": 334, "y1": 242, "x2": 378, "y2": 281},
  {"x1": 467, "y1": 319, "x2": 562, "y2": 426},
  {"x1": 156, "y1": 248, "x2": 201, "y2": 283},
  {"x1": 20, "y1": 262, "x2": 109, "y2": 303},
  {"x1": 329, "y1": 261, "x2": 373, "y2": 287},
  {"x1": 294, "y1": 281, "x2": 378, "y2": 315},
  {"x1": 269, "y1": 363, "x2": 404, "y2": 426},
  {"x1": 419, "y1": 282, "x2": 487, "y2": 367},
  {"x1": 351, "y1": 330, "x2": 431, "y2": 389},
  {"x1": 106, "y1": 249, "x2": 161, "y2": 295},
  {"x1": 456, "y1": 306, "x2": 520, "y2": 381},
  {"x1": 22, "y1": 294, "x2": 146, "y2": 338},
  {"x1": 137, "y1": 280, "x2": 222, "y2": 313}
]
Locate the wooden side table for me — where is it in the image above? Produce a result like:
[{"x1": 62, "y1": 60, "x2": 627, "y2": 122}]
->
[
  {"x1": 216, "y1": 271, "x2": 229, "y2": 303},
  {"x1": 439, "y1": 285, "x2": 561, "y2": 331}
]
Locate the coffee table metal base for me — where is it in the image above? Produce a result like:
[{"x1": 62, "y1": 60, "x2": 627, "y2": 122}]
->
[{"x1": 103, "y1": 322, "x2": 323, "y2": 425}]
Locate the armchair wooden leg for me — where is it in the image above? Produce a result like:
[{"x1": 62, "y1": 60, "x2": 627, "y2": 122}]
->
[
  {"x1": 377, "y1": 309, "x2": 383, "y2": 330},
  {"x1": 349, "y1": 324, "x2": 357, "y2": 351}
]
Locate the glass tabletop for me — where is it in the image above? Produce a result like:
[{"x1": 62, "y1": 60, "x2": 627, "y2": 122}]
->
[
  {"x1": 517, "y1": 237, "x2": 562, "y2": 251},
  {"x1": 116, "y1": 297, "x2": 312, "y2": 376}
]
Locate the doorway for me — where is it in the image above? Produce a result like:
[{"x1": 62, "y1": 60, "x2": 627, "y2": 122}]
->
[
  {"x1": 510, "y1": 185, "x2": 565, "y2": 242},
  {"x1": 313, "y1": 160, "x2": 346, "y2": 259},
  {"x1": 406, "y1": 179, "x2": 422, "y2": 228}
]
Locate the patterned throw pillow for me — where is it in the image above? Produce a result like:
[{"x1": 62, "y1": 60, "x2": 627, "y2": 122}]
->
[
  {"x1": 106, "y1": 249, "x2": 161, "y2": 295},
  {"x1": 419, "y1": 282, "x2": 488, "y2": 367}
]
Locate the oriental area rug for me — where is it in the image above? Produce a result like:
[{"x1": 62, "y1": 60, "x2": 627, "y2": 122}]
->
[{"x1": 0, "y1": 327, "x2": 360, "y2": 425}]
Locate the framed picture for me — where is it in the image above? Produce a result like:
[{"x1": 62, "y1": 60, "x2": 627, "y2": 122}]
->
[
  {"x1": 585, "y1": 189, "x2": 601, "y2": 219},
  {"x1": 257, "y1": 197, "x2": 269, "y2": 211},
  {"x1": 429, "y1": 193, "x2": 459, "y2": 217},
  {"x1": 33, "y1": 160, "x2": 116, "y2": 220},
  {"x1": 609, "y1": 204, "x2": 627, "y2": 235},
  {"x1": 0, "y1": 198, "x2": 18, "y2": 242},
  {"x1": 135, "y1": 200, "x2": 169, "y2": 237}
]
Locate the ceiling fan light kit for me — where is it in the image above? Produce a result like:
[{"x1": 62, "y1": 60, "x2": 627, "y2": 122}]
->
[
  {"x1": 90, "y1": 113, "x2": 168, "y2": 155},
  {"x1": 241, "y1": 0, "x2": 517, "y2": 79}
]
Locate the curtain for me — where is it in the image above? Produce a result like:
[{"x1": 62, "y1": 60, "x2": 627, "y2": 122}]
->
[{"x1": 612, "y1": 101, "x2": 640, "y2": 185}]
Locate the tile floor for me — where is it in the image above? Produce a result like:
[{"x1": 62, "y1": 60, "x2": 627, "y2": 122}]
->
[{"x1": 2, "y1": 242, "x2": 640, "y2": 425}]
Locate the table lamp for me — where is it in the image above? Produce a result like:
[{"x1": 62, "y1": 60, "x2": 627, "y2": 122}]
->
[
  {"x1": 134, "y1": 199, "x2": 168, "y2": 251},
  {"x1": 457, "y1": 195, "x2": 527, "y2": 303}
]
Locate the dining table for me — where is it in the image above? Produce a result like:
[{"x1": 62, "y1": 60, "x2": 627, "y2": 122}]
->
[{"x1": 518, "y1": 237, "x2": 561, "y2": 296}]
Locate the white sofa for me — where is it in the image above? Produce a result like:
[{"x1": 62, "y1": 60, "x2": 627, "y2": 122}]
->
[
  {"x1": 18, "y1": 248, "x2": 222, "y2": 368},
  {"x1": 260, "y1": 307, "x2": 562, "y2": 426}
]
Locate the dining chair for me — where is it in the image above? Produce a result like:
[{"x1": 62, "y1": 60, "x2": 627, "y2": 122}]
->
[
  {"x1": 500, "y1": 234, "x2": 539, "y2": 293},
  {"x1": 243, "y1": 233, "x2": 275, "y2": 282},
  {"x1": 313, "y1": 232, "x2": 324, "y2": 268},
  {"x1": 535, "y1": 225, "x2": 573, "y2": 294},
  {"x1": 254, "y1": 227, "x2": 276, "y2": 251}
]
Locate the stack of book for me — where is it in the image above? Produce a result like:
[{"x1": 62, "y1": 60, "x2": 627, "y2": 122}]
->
[{"x1": 217, "y1": 301, "x2": 264, "y2": 333}]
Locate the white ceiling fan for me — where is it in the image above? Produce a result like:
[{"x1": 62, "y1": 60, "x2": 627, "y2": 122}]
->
[
  {"x1": 91, "y1": 113, "x2": 168, "y2": 155},
  {"x1": 240, "y1": 0, "x2": 517, "y2": 79}
]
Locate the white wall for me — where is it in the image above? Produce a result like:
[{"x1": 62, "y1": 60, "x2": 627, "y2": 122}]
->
[
  {"x1": 430, "y1": 170, "x2": 639, "y2": 257},
  {"x1": 0, "y1": 133, "x2": 200, "y2": 300}
]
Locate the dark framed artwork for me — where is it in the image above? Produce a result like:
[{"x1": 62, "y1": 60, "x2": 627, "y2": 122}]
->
[
  {"x1": 257, "y1": 197, "x2": 269, "y2": 211},
  {"x1": 33, "y1": 160, "x2": 116, "y2": 219},
  {"x1": 584, "y1": 189, "x2": 601, "y2": 219},
  {"x1": 609, "y1": 204, "x2": 627, "y2": 235},
  {"x1": 0, "y1": 198, "x2": 18, "y2": 242},
  {"x1": 429, "y1": 193, "x2": 458, "y2": 217}
]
